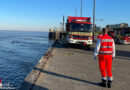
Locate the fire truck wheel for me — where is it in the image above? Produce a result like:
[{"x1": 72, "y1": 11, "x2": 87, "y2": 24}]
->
[
  {"x1": 67, "y1": 43, "x2": 71, "y2": 48},
  {"x1": 115, "y1": 38, "x2": 120, "y2": 44},
  {"x1": 87, "y1": 45, "x2": 91, "y2": 50},
  {"x1": 84, "y1": 45, "x2": 91, "y2": 50}
]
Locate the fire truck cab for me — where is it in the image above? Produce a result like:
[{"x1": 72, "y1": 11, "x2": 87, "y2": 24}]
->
[
  {"x1": 114, "y1": 27, "x2": 130, "y2": 44},
  {"x1": 107, "y1": 23, "x2": 130, "y2": 44},
  {"x1": 66, "y1": 16, "x2": 93, "y2": 48}
]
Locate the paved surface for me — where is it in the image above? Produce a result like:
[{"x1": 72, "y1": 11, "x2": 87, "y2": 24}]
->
[{"x1": 32, "y1": 42, "x2": 130, "y2": 90}]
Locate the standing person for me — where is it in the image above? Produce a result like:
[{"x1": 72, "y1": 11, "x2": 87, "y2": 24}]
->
[{"x1": 94, "y1": 28, "x2": 115, "y2": 88}]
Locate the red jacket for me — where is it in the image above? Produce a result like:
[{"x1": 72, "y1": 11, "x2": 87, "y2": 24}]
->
[{"x1": 99, "y1": 34, "x2": 114, "y2": 55}]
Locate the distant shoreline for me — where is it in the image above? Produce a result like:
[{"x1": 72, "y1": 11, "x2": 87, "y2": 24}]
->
[{"x1": 0, "y1": 30, "x2": 49, "y2": 32}]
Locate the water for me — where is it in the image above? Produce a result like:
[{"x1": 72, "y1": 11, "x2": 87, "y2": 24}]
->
[{"x1": 0, "y1": 30, "x2": 50, "y2": 89}]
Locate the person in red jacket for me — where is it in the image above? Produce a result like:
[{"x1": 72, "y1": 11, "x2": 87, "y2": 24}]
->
[{"x1": 94, "y1": 28, "x2": 115, "y2": 88}]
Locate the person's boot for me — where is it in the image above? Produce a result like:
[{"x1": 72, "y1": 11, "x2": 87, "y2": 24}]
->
[
  {"x1": 99, "y1": 79, "x2": 107, "y2": 87},
  {"x1": 107, "y1": 80, "x2": 112, "y2": 88}
]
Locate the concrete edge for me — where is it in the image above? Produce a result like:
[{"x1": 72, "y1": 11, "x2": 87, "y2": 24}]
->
[{"x1": 19, "y1": 41, "x2": 56, "y2": 90}]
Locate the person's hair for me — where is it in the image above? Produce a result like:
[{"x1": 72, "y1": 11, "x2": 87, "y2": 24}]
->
[{"x1": 102, "y1": 28, "x2": 108, "y2": 35}]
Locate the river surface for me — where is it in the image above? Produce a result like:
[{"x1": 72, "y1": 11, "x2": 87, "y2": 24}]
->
[{"x1": 0, "y1": 30, "x2": 50, "y2": 89}]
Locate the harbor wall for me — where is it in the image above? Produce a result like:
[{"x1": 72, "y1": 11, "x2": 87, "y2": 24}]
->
[{"x1": 19, "y1": 41, "x2": 56, "y2": 90}]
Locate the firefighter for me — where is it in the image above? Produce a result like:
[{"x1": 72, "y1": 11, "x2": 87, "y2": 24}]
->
[{"x1": 94, "y1": 28, "x2": 115, "y2": 88}]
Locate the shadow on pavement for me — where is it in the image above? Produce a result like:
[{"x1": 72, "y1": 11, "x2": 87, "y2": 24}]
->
[
  {"x1": 116, "y1": 56, "x2": 130, "y2": 60},
  {"x1": 116, "y1": 50, "x2": 130, "y2": 60},
  {"x1": 52, "y1": 40, "x2": 68, "y2": 48},
  {"x1": 34, "y1": 67, "x2": 100, "y2": 87},
  {"x1": 19, "y1": 81, "x2": 49, "y2": 90},
  {"x1": 54, "y1": 40, "x2": 95, "y2": 52}
]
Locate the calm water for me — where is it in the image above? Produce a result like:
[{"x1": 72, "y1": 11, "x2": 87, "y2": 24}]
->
[{"x1": 0, "y1": 30, "x2": 50, "y2": 88}]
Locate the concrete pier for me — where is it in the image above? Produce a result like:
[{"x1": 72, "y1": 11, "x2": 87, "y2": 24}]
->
[{"x1": 20, "y1": 41, "x2": 130, "y2": 90}]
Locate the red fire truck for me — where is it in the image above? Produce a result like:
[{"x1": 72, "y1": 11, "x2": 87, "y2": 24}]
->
[
  {"x1": 107, "y1": 24, "x2": 130, "y2": 44},
  {"x1": 66, "y1": 16, "x2": 93, "y2": 48},
  {"x1": 113, "y1": 28, "x2": 130, "y2": 44}
]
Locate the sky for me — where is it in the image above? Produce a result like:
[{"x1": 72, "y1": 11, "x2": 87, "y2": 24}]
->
[{"x1": 0, "y1": 0, "x2": 130, "y2": 31}]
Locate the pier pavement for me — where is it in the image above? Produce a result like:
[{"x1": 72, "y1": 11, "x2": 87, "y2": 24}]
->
[{"x1": 25, "y1": 41, "x2": 130, "y2": 90}]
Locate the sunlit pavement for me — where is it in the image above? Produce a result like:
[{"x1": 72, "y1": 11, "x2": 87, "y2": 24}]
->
[{"x1": 32, "y1": 42, "x2": 130, "y2": 90}]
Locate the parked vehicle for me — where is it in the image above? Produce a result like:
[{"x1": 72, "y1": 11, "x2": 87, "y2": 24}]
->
[
  {"x1": 113, "y1": 27, "x2": 130, "y2": 44},
  {"x1": 66, "y1": 16, "x2": 93, "y2": 48},
  {"x1": 107, "y1": 23, "x2": 130, "y2": 44}
]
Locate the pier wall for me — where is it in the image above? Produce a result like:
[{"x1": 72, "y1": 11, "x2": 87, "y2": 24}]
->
[{"x1": 19, "y1": 41, "x2": 56, "y2": 90}]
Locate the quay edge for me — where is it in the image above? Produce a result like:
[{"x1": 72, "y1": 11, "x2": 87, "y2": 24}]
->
[{"x1": 19, "y1": 41, "x2": 56, "y2": 90}]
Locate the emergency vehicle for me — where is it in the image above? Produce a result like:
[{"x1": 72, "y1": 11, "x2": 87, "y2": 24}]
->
[
  {"x1": 107, "y1": 23, "x2": 130, "y2": 44},
  {"x1": 66, "y1": 16, "x2": 93, "y2": 48},
  {"x1": 113, "y1": 27, "x2": 130, "y2": 44}
]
